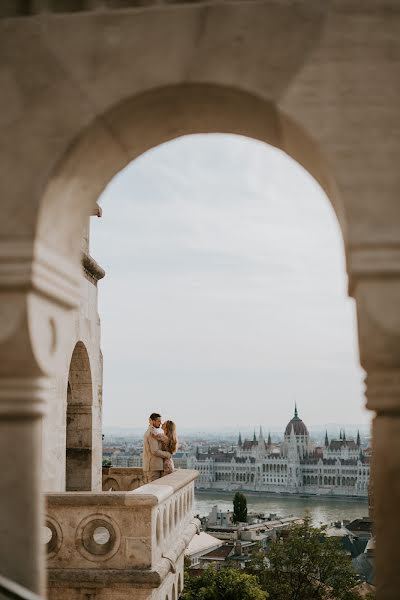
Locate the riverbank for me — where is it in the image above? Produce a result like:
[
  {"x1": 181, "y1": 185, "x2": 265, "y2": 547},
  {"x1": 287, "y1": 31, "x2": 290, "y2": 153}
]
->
[
  {"x1": 195, "y1": 488, "x2": 368, "y2": 504},
  {"x1": 194, "y1": 490, "x2": 368, "y2": 525}
]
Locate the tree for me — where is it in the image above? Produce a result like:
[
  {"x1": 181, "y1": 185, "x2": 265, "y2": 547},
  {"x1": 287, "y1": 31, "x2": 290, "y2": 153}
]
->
[
  {"x1": 246, "y1": 518, "x2": 362, "y2": 600},
  {"x1": 233, "y1": 492, "x2": 247, "y2": 523},
  {"x1": 180, "y1": 565, "x2": 268, "y2": 600}
]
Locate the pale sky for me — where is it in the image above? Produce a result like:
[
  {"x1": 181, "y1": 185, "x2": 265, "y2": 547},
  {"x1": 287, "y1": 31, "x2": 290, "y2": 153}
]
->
[{"x1": 90, "y1": 134, "x2": 370, "y2": 431}]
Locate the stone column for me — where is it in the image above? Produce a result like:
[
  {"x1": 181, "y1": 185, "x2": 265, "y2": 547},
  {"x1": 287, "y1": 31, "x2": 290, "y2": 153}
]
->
[
  {"x1": 350, "y1": 248, "x2": 400, "y2": 600},
  {"x1": 0, "y1": 243, "x2": 80, "y2": 596},
  {"x1": 0, "y1": 377, "x2": 48, "y2": 595}
]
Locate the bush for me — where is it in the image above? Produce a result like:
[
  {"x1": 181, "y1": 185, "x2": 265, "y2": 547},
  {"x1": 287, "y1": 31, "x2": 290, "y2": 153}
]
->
[{"x1": 181, "y1": 565, "x2": 268, "y2": 600}]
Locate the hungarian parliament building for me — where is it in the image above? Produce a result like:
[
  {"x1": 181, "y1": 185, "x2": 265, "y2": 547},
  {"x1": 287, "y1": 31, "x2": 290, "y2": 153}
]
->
[{"x1": 187, "y1": 407, "x2": 370, "y2": 498}]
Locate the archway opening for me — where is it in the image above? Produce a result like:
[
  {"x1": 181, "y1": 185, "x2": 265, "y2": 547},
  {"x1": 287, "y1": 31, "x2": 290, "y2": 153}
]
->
[
  {"x1": 66, "y1": 341, "x2": 93, "y2": 491},
  {"x1": 91, "y1": 133, "x2": 367, "y2": 439}
]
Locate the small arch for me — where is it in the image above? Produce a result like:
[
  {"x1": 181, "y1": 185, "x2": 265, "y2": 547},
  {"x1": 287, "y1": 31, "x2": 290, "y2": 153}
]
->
[
  {"x1": 102, "y1": 478, "x2": 120, "y2": 492},
  {"x1": 66, "y1": 341, "x2": 93, "y2": 491}
]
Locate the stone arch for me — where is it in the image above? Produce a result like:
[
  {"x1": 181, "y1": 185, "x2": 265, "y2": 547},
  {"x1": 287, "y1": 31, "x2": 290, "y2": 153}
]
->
[
  {"x1": 38, "y1": 83, "x2": 345, "y2": 276},
  {"x1": 66, "y1": 341, "x2": 93, "y2": 491},
  {"x1": 103, "y1": 478, "x2": 120, "y2": 492}
]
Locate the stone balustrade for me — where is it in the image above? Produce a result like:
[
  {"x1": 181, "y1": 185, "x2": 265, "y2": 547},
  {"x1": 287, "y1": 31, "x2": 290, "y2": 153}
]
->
[
  {"x1": 102, "y1": 466, "x2": 146, "y2": 491},
  {"x1": 46, "y1": 469, "x2": 199, "y2": 600}
]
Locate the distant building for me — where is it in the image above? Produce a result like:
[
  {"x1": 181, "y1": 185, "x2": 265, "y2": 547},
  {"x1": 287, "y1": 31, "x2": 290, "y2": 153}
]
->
[
  {"x1": 189, "y1": 505, "x2": 303, "y2": 570},
  {"x1": 188, "y1": 407, "x2": 369, "y2": 497},
  {"x1": 185, "y1": 532, "x2": 224, "y2": 567}
]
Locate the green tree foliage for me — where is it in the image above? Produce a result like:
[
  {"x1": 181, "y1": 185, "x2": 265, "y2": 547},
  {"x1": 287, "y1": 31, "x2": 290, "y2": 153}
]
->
[
  {"x1": 246, "y1": 518, "x2": 362, "y2": 600},
  {"x1": 233, "y1": 492, "x2": 248, "y2": 523},
  {"x1": 180, "y1": 565, "x2": 268, "y2": 600}
]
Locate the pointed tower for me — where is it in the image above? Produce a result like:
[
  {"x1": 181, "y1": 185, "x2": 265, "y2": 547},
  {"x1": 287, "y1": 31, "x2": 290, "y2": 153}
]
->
[
  {"x1": 356, "y1": 430, "x2": 361, "y2": 447},
  {"x1": 267, "y1": 431, "x2": 272, "y2": 446},
  {"x1": 294, "y1": 403, "x2": 298, "y2": 419},
  {"x1": 259, "y1": 425, "x2": 264, "y2": 442},
  {"x1": 339, "y1": 429, "x2": 343, "y2": 440},
  {"x1": 325, "y1": 430, "x2": 329, "y2": 448},
  {"x1": 253, "y1": 429, "x2": 257, "y2": 443},
  {"x1": 238, "y1": 432, "x2": 242, "y2": 447},
  {"x1": 343, "y1": 429, "x2": 346, "y2": 442}
]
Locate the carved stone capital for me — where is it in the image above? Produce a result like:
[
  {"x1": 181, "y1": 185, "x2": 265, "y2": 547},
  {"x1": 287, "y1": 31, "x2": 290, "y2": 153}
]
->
[
  {"x1": 0, "y1": 239, "x2": 81, "y2": 309},
  {"x1": 352, "y1": 277, "x2": 400, "y2": 371},
  {"x1": 0, "y1": 234, "x2": 80, "y2": 384},
  {"x1": 366, "y1": 370, "x2": 400, "y2": 414},
  {"x1": 351, "y1": 264, "x2": 400, "y2": 414},
  {"x1": 348, "y1": 244, "x2": 400, "y2": 297},
  {"x1": 0, "y1": 289, "x2": 74, "y2": 380},
  {"x1": 0, "y1": 377, "x2": 50, "y2": 419}
]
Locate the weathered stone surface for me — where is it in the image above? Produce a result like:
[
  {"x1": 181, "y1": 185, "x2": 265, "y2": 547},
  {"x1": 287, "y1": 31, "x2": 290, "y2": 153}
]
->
[{"x1": 0, "y1": 2, "x2": 399, "y2": 598}]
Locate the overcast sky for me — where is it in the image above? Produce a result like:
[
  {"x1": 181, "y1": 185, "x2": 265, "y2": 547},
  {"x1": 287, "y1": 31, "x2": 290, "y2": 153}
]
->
[{"x1": 90, "y1": 134, "x2": 370, "y2": 432}]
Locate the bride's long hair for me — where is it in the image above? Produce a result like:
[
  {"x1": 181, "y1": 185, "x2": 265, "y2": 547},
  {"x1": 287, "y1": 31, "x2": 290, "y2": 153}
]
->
[{"x1": 163, "y1": 420, "x2": 178, "y2": 454}]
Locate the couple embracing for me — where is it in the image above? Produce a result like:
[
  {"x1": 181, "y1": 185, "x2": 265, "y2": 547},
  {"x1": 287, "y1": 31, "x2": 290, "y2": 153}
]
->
[{"x1": 143, "y1": 412, "x2": 178, "y2": 483}]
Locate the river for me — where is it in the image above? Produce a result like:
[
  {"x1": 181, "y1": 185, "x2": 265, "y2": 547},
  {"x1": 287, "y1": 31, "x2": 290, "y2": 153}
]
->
[{"x1": 194, "y1": 491, "x2": 368, "y2": 526}]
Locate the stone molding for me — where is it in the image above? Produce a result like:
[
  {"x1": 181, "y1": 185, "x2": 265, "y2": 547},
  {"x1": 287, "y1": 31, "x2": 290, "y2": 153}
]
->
[
  {"x1": 365, "y1": 370, "x2": 400, "y2": 414},
  {"x1": 0, "y1": 377, "x2": 50, "y2": 418},
  {"x1": 82, "y1": 254, "x2": 105, "y2": 284},
  {"x1": 0, "y1": 240, "x2": 81, "y2": 309},
  {"x1": 348, "y1": 244, "x2": 400, "y2": 282}
]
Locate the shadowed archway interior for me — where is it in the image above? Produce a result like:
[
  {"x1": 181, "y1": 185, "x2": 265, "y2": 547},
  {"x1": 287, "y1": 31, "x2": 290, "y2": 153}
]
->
[{"x1": 66, "y1": 341, "x2": 93, "y2": 492}]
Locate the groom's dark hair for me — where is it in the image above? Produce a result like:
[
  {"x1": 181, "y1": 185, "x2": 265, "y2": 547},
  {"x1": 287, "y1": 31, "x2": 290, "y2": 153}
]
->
[{"x1": 149, "y1": 413, "x2": 161, "y2": 421}]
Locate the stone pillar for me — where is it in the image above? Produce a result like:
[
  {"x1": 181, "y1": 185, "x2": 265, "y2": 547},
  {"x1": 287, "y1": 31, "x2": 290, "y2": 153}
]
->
[
  {"x1": 350, "y1": 249, "x2": 400, "y2": 600},
  {"x1": 0, "y1": 377, "x2": 48, "y2": 595},
  {"x1": 0, "y1": 244, "x2": 81, "y2": 596}
]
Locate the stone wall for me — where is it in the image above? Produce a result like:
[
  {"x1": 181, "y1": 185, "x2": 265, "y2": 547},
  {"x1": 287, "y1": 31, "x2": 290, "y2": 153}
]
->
[
  {"x1": 42, "y1": 254, "x2": 104, "y2": 493},
  {"x1": 46, "y1": 470, "x2": 198, "y2": 600}
]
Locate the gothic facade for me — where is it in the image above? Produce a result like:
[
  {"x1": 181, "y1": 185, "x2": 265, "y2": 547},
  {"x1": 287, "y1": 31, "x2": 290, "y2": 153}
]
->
[{"x1": 189, "y1": 408, "x2": 369, "y2": 497}]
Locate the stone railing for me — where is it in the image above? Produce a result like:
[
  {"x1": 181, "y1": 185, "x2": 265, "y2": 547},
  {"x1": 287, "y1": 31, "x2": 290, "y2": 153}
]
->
[
  {"x1": 102, "y1": 466, "x2": 146, "y2": 491},
  {"x1": 46, "y1": 469, "x2": 199, "y2": 600}
]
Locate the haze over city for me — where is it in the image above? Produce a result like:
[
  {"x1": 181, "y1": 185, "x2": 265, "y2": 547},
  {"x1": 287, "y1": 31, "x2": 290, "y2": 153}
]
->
[{"x1": 91, "y1": 134, "x2": 369, "y2": 431}]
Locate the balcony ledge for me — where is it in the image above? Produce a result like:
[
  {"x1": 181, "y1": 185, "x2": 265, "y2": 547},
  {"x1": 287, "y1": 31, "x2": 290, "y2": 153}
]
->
[
  {"x1": 48, "y1": 518, "x2": 200, "y2": 588},
  {"x1": 46, "y1": 468, "x2": 198, "y2": 595}
]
